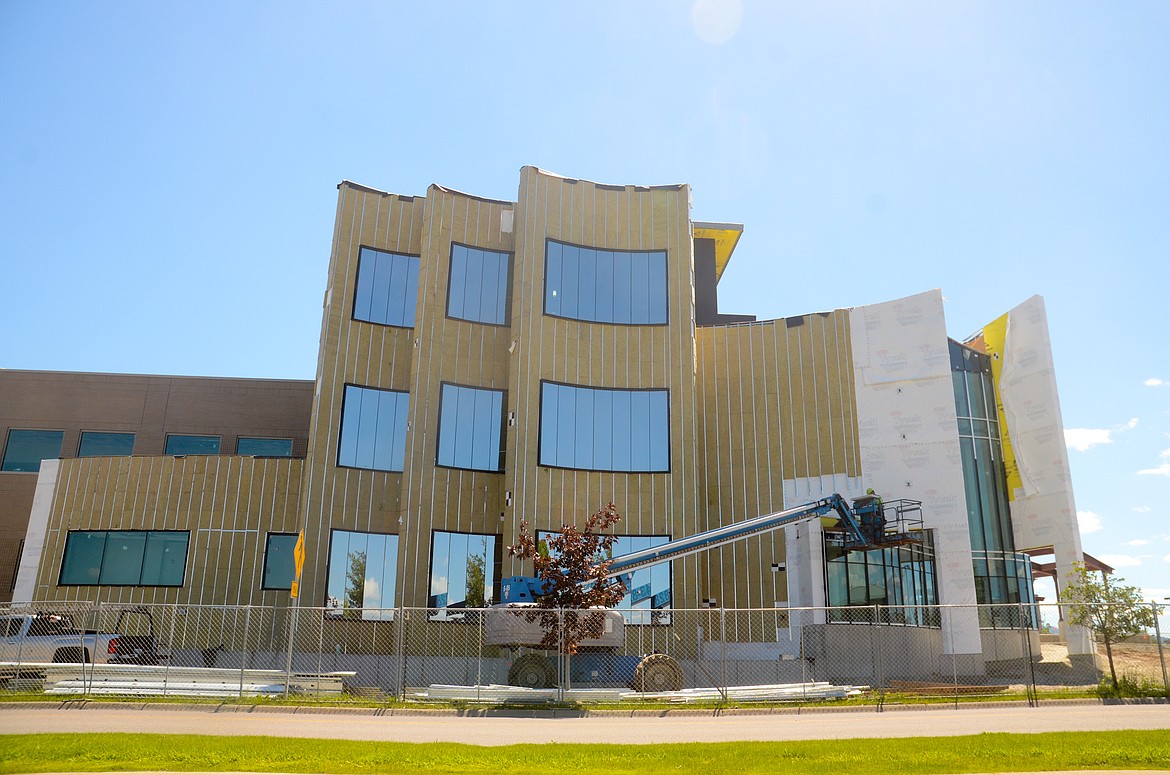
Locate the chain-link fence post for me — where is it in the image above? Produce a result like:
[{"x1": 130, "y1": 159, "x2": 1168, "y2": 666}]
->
[
  {"x1": 476, "y1": 604, "x2": 485, "y2": 702},
  {"x1": 1152, "y1": 601, "x2": 1168, "y2": 694},
  {"x1": 162, "y1": 603, "x2": 177, "y2": 698},
  {"x1": 1019, "y1": 602, "x2": 1036, "y2": 706},
  {"x1": 395, "y1": 606, "x2": 406, "y2": 699},
  {"x1": 719, "y1": 607, "x2": 728, "y2": 698},
  {"x1": 238, "y1": 605, "x2": 252, "y2": 700},
  {"x1": 873, "y1": 604, "x2": 884, "y2": 711},
  {"x1": 557, "y1": 608, "x2": 565, "y2": 702},
  {"x1": 83, "y1": 602, "x2": 98, "y2": 698},
  {"x1": 283, "y1": 602, "x2": 298, "y2": 699}
]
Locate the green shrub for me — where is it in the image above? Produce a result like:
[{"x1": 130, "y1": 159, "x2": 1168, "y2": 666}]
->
[{"x1": 1096, "y1": 672, "x2": 1169, "y2": 698}]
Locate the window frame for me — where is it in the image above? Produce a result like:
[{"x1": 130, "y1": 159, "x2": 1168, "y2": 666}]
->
[
  {"x1": 164, "y1": 434, "x2": 221, "y2": 456},
  {"x1": 434, "y1": 381, "x2": 507, "y2": 473},
  {"x1": 542, "y1": 238, "x2": 669, "y2": 327},
  {"x1": 324, "y1": 528, "x2": 400, "y2": 619},
  {"x1": 427, "y1": 529, "x2": 502, "y2": 615},
  {"x1": 1, "y1": 428, "x2": 66, "y2": 473},
  {"x1": 537, "y1": 380, "x2": 671, "y2": 473},
  {"x1": 236, "y1": 437, "x2": 295, "y2": 458},
  {"x1": 336, "y1": 383, "x2": 410, "y2": 473},
  {"x1": 351, "y1": 245, "x2": 422, "y2": 330},
  {"x1": 58, "y1": 529, "x2": 190, "y2": 588},
  {"x1": 261, "y1": 532, "x2": 300, "y2": 591},
  {"x1": 77, "y1": 431, "x2": 136, "y2": 458},
  {"x1": 444, "y1": 241, "x2": 514, "y2": 328}
]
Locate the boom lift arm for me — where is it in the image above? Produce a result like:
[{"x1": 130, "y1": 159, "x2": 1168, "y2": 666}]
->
[{"x1": 500, "y1": 493, "x2": 923, "y2": 604}]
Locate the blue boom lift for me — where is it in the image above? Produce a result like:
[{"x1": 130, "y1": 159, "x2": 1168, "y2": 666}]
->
[{"x1": 487, "y1": 493, "x2": 924, "y2": 691}]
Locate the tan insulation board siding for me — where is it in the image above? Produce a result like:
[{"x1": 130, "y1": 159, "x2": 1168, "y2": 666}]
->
[
  {"x1": 399, "y1": 186, "x2": 514, "y2": 607},
  {"x1": 506, "y1": 168, "x2": 701, "y2": 608},
  {"x1": 30, "y1": 456, "x2": 302, "y2": 607},
  {"x1": 299, "y1": 184, "x2": 426, "y2": 607},
  {"x1": 694, "y1": 312, "x2": 859, "y2": 608}
]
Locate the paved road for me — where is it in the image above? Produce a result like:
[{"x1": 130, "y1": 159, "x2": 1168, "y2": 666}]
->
[{"x1": 3, "y1": 702, "x2": 1169, "y2": 745}]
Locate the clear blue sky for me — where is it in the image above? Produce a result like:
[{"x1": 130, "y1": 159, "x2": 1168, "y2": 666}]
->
[{"x1": 2, "y1": 1, "x2": 1167, "y2": 600}]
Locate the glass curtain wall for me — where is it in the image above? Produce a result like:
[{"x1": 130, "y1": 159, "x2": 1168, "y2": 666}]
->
[
  {"x1": 824, "y1": 536, "x2": 940, "y2": 626},
  {"x1": 950, "y1": 339, "x2": 1038, "y2": 628}
]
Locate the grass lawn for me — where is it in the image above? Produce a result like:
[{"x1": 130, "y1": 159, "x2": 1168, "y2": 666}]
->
[{"x1": 2, "y1": 731, "x2": 1169, "y2": 774}]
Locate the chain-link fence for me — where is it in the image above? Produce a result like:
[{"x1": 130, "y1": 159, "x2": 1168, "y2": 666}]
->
[{"x1": 2, "y1": 601, "x2": 1166, "y2": 705}]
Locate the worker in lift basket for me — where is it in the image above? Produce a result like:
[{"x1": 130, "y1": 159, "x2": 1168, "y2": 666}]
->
[{"x1": 852, "y1": 488, "x2": 885, "y2": 541}]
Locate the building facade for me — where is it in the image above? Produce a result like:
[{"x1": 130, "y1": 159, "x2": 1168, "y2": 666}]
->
[
  {"x1": 1, "y1": 371, "x2": 313, "y2": 604},
  {"x1": 6, "y1": 167, "x2": 1087, "y2": 663}
]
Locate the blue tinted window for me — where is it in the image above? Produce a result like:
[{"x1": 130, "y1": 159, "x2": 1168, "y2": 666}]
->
[
  {"x1": 263, "y1": 533, "x2": 299, "y2": 590},
  {"x1": 326, "y1": 529, "x2": 399, "y2": 619},
  {"x1": 447, "y1": 244, "x2": 512, "y2": 326},
  {"x1": 1, "y1": 429, "x2": 65, "y2": 472},
  {"x1": 237, "y1": 437, "x2": 294, "y2": 457},
  {"x1": 544, "y1": 240, "x2": 668, "y2": 325},
  {"x1": 539, "y1": 382, "x2": 669, "y2": 472},
  {"x1": 436, "y1": 383, "x2": 506, "y2": 472},
  {"x1": 353, "y1": 246, "x2": 421, "y2": 328},
  {"x1": 59, "y1": 530, "x2": 188, "y2": 587},
  {"x1": 428, "y1": 531, "x2": 500, "y2": 610},
  {"x1": 165, "y1": 435, "x2": 221, "y2": 455},
  {"x1": 78, "y1": 432, "x2": 135, "y2": 458},
  {"x1": 337, "y1": 385, "x2": 409, "y2": 472}
]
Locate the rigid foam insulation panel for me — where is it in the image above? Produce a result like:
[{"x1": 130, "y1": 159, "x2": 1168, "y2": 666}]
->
[
  {"x1": 979, "y1": 295, "x2": 1091, "y2": 655},
  {"x1": 849, "y1": 289, "x2": 982, "y2": 656}
]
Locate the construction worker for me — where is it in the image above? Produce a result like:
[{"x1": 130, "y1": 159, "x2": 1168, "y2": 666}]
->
[{"x1": 853, "y1": 488, "x2": 885, "y2": 542}]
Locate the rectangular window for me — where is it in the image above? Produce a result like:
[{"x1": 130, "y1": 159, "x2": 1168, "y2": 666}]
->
[
  {"x1": 237, "y1": 437, "x2": 294, "y2": 457},
  {"x1": 165, "y1": 435, "x2": 221, "y2": 455},
  {"x1": 2, "y1": 429, "x2": 65, "y2": 472},
  {"x1": 544, "y1": 239, "x2": 668, "y2": 325},
  {"x1": 262, "y1": 533, "x2": 299, "y2": 590},
  {"x1": 436, "y1": 383, "x2": 506, "y2": 472},
  {"x1": 428, "y1": 531, "x2": 500, "y2": 612},
  {"x1": 59, "y1": 530, "x2": 189, "y2": 587},
  {"x1": 337, "y1": 385, "x2": 410, "y2": 472},
  {"x1": 447, "y1": 243, "x2": 512, "y2": 326},
  {"x1": 539, "y1": 382, "x2": 669, "y2": 472},
  {"x1": 352, "y1": 246, "x2": 421, "y2": 328},
  {"x1": 78, "y1": 431, "x2": 135, "y2": 458},
  {"x1": 326, "y1": 529, "x2": 399, "y2": 619}
]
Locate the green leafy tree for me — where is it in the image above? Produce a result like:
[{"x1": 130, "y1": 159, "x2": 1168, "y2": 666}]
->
[
  {"x1": 1062, "y1": 561, "x2": 1157, "y2": 691},
  {"x1": 465, "y1": 550, "x2": 487, "y2": 608},
  {"x1": 507, "y1": 502, "x2": 628, "y2": 654},
  {"x1": 344, "y1": 550, "x2": 367, "y2": 616}
]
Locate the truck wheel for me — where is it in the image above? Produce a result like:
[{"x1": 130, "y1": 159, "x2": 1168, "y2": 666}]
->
[
  {"x1": 52, "y1": 648, "x2": 89, "y2": 663},
  {"x1": 632, "y1": 654, "x2": 684, "y2": 692},
  {"x1": 508, "y1": 654, "x2": 556, "y2": 689}
]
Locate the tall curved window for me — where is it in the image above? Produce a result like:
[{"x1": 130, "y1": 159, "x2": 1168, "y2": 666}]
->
[
  {"x1": 337, "y1": 384, "x2": 409, "y2": 472},
  {"x1": 325, "y1": 529, "x2": 399, "y2": 620},
  {"x1": 447, "y1": 243, "x2": 511, "y2": 326},
  {"x1": 436, "y1": 383, "x2": 506, "y2": 472},
  {"x1": 539, "y1": 381, "x2": 669, "y2": 472},
  {"x1": 353, "y1": 246, "x2": 420, "y2": 328},
  {"x1": 544, "y1": 239, "x2": 668, "y2": 325},
  {"x1": 428, "y1": 531, "x2": 500, "y2": 612}
]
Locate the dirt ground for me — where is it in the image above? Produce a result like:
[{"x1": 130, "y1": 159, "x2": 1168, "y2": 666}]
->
[
  {"x1": 1040, "y1": 640, "x2": 1169, "y2": 684},
  {"x1": 1103, "y1": 642, "x2": 1169, "y2": 682}
]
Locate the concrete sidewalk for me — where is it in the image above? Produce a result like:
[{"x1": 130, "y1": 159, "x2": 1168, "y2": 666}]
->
[{"x1": 2, "y1": 700, "x2": 1169, "y2": 745}]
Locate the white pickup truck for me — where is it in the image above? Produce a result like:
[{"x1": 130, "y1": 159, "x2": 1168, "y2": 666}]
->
[{"x1": 0, "y1": 608, "x2": 165, "y2": 665}]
